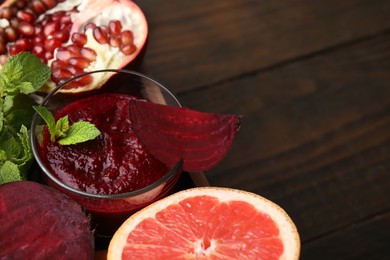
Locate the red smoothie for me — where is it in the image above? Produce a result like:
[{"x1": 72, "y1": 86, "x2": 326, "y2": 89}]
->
[{"x1": 38, "y1": 93, "x2": 182, "y2": 237}]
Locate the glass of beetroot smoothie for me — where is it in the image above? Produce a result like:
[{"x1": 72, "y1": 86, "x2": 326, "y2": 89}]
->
[{"x1": 31, "y1": 69, "x2": 183, "y2": 240}]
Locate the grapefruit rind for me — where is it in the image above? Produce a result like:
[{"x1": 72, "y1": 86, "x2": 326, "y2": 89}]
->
[{"x1": 107, "y1": 187, "x2": 300, "y2": 260}]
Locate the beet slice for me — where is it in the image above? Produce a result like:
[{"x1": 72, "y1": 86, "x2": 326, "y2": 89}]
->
[
  {"x1": 129, "y1": 99, "x2": 241, "y2": 172},
  {"x1": 0, "y1": 181, "x2": 94, "y2": 258}
]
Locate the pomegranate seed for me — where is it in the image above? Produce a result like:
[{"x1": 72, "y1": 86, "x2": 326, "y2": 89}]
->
[
  {"x1": 8, "y1": 45, "x2": 23, "y2": 56},
  {"x1": 56, "y1": 48, "x2": 73, "y2": 61},
  {"x1": 10, "y1": 18, "x2": 19, "y2": 29},
  {"x1": 121, "y1": 30, "x2": 134, "y2": 45},
  {"x1": 120, "y1": 44, "x2": 137, "y2": 55},
  {"x1": 52, "y1": 67, "x2": 72, "y2": 82},
  {"x1": 0, "y1": 7, "x2": 13, "y2": 20},
  {"x1": 15, "y1": 1, "x2": 27, "y2": 9},
  {"x1": 33, "y1": 35, "x2": 45, "y2": 44},
  {"x1": 61, "y1": 15, "x2": 72, "y2": 24},
  {"x1": 61, "y1": 80, "x2": 79, "y2": 89},
  {"x1": 31, "y1": 0, "x2": 47, "y2": 14},
  {"x1": 71, "y1": 33, "x2": 87, "y2": 47},
  {"x1": 50, "y1": 60, "x2": 67, "y2": 69},
  {"x1": 44, "y1": 51, "x2": 54, "y2": 60},
  {"x1": 17, "y1": 10, "x2": 36, "y2": 23},
  {"x1": 44, "y1": 38, "x2": 61, "y2": 52},
  {"x1": 80, "y1": 47, "x2": 97, "y2": 61},
  {"x1": 75, "y1": 74, "x2": 93, "y2": 86},
  {"x1": 66, "y1": 66, "x2": 84, "y2": 75},
  {"x1": 34, "y1": 24, "x2": 43, "y2": 35},
  {"x1": 83, "y1": 22, "x2": 96, "y2": 33},
  {"x1": 66, "y1": 44, "x2": 82, "y2": 56},
  {"x1": 14, "y1": 38, "x2": 32, "y2": 51},
  {"x1": 109, "y1": 20, "x2": 122, "y2": 35},
  {"x1": 93, "y1": 27, "x2": 108, "y2": 44},
  {"x1": 0, "y1": 42, "x2": 6, "y2": 55},
  {"x1": 31, "y1": 44, "x2": 45, "y2": 58},
  {"x1": 109, "y1": 34, "x2": 121, "y2": 47},
  {"x1": 68, "y1": 57, "x2": 90, "y2": 69},
  {"x1": 17, "y1": 22, "x2": 34, "y2": 37},
  {"x1": 100, "y1": 25, "x2": 109, "y2": 33},
  {"x1": 42, "y1": 0, "x2": 58, "y2": 10},
  {"x1": 53, "y1": 30, "x2": 70, "y2": 42},
  {"x1": 5, "y1": 27, "x2": 18, "y2": 42},
  {"x1": 43, "y1": 21, "x2": 60, "y2": 36}
]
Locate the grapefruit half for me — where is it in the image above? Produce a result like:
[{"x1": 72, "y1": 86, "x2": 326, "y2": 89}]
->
[{"x1": 107, "y1": 187, "x2": 300, "y2": 259}]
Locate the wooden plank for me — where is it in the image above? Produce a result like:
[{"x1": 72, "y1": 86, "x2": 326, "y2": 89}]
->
[
  {"x1": 176, "y1": 33, "x2": 390, "y2": 242},
  {"x1": 301, "y1": 212, "x2": 390, "y2": 259},
  {"x1": 135, "y1": 0, "x2": 390, "y2": 92}
]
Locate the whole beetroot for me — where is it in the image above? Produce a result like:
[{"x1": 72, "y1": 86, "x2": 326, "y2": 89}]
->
[{"x1": 0, "y1": 181, "x2": 94, "y2": 259}]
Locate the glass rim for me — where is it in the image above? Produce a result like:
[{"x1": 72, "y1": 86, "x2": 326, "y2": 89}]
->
[{"x1": 30, "y1": 69, "x2": 183, "y2": 200}]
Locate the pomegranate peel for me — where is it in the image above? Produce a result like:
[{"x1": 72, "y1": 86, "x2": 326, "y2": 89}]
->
[
  {"x1": 0, "y1": 0, "x2": 148, "y2": 93},
  {"x1": 129, "y1": 99, "x2": 241, "y2": 172}
]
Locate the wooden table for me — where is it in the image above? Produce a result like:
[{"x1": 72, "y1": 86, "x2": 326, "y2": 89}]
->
[{"x1": 134, "y1": 1, "x2": 390, "y2": 258}]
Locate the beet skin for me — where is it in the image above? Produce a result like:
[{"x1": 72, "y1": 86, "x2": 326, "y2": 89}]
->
[{"x1": 0, "y1": 181, "x2": 94, "y2": 259}]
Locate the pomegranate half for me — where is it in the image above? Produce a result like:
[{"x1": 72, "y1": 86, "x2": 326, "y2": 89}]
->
[{"x1": 0, "y1": 0, "x2": 148, "y2": 93}]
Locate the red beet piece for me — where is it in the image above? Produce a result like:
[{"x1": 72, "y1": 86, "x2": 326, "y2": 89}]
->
[
  {"x1": 129, "y1": 99, "x2": 241, "y2": 172},
  {"x1": 0, "y1": 181, "x2": 94, "y2": 259}
]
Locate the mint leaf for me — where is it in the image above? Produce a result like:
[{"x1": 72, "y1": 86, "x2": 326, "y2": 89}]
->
[
  {"x1": 0, "y1": 161, "x2": 22, "y2": 184},
  {"x1": 33, "y1": 105, "x2": 56, "y2": 142},
  {"x1": 55, "y1": 115, "x2": 69, "y2": 138},
  {"x1": 58, "y1": 121, "x2": 101, "y2": 145},
  {"x1": 1, "y1": 52, "x2": 51, "y2": 94}
]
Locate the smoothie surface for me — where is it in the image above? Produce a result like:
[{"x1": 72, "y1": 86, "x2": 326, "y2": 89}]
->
[{"x1": 41, "y1": 94, "x2": 170, "y2": 195}]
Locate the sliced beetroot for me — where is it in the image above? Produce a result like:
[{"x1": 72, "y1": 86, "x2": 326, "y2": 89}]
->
[
  {"x1": 0, "y1": 181, "x2": 94, "y2": 259},
  {"x1": 129, "y1": 99, "x2": 241, "y2": 172}
]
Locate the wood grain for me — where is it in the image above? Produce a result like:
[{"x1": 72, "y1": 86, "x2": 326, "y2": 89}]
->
[{"x1": 136, "y1": 0, "x2": 390, "y2": 92}]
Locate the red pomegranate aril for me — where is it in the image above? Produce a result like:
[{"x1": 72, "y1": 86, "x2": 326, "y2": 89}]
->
[
  {"x1": 16, "y1": 10, "x2": 36, "y2": 23},
  {"x1": 66, "y1": 44, "x2": 82, "y2": 56},
  {"x1": 121, "y1": 30, "x2": 134, "y2": 45},
  {"x1": 44, "y1": 51, "x2": 54, "y2": 60},
  {"x1": 109, "y1": 20, "x2": 122, "y2": 35},
  {"x1": 34, "y1": 24, "x2": 43, "y2": 35},
  {"x1": 71, "y1": 32, "x2": 87, "y2": 47},
  {"x1": 43, "y1": 21, "x2": 60, "y2": 36},
  {"x1": 17, "y1": 22, "x2": 35, "y2": 37},
  {"x1": 75, "y1": 74, "x2": 93, "y2": 86},
  {"x1": 50, "y1": 60, "x2": 67, "y2": 69},
  {"x1": 14, "y1": 38, "x2": 32, "y2": 51},
  {"x1": 81, "y1": 47, "x2": 97, "y2": 61},
  {"x1": 32, "y1": 35, "x2": 45, "y2": 44},
  {"x1": 61, "y1": 15, "x2": 72, "y2": 24},
  {"x1": 0, "y1": 42, "x2": 6, "y2": 55},
  {"x1": 9, "y1": 18, "x2": 19, "y2": 29},
  {"x1": 52, "y1": 67, "x2": 73, "y2": 82},
  {"x1": 93, "y1": 27, "x2": 108, "y2": 44},
  {"x1": 109, "y1": 34, "x2": 121, "y2": 47},
  {"x1": 5, "y1": 27, "x2": 18, "y2": 42},
  {"x1": 56, "y1": 48, "x2": 73, "y2": 61},
  {"x1": 0, "y1": 7, "x2": 13, "y2": 20},
  {"x1": 68, "y1": 57, "x2": 90, "y2": 69},
  {"x1": 53, "y1": 30, "x2": 70, "y2": 42},
  {"x1": 44, "y1": 38, "x2": 62, "y2": 52},
  {"x1": 31, "y1": 0, "x2": 47, "y2": 14},
  {"x1": 120, "y1": 44, "x2": 137, "y2": 55},
  {"x1": 83, "y1": 22, "x2": 96, "y2": 33},
  {"x1": 32, "y1": 44, "x2": 45, "y2": 58},
  {"x1": 66, "y1": 65, "x2": 84, "y2": 75},
  {"x1": 8, "y1": 45, "x2": 23, "y2": 56},
  {"x1": 42, "y1": 0, "x2": 59, "y2": 10}
]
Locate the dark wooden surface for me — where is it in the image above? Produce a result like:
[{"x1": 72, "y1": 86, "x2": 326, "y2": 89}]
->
[{"x1": 134, "y1": 0, "x2": 390, "y2": 259}]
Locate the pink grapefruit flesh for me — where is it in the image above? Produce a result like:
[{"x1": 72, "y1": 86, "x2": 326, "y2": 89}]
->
[{"x1": 107, "y1": 187, "x2": 300, "y2": 259}]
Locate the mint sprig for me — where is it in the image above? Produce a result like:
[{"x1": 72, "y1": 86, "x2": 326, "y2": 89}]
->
[
  {"x1": 33, "y1": 105, "x2": 101, "y2": 145},
  {"x1": 0, "y1": 52, "x2": 51, "y2": 185}
]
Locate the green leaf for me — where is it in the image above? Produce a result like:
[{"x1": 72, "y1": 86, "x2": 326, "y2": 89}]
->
[
  {"x1": 55, "y1": 115, "x2": 69, "y2": 138},
  {"x1": 3, "y1": 95, "x2": 14, "y2": 114},
  {"x1": 0, "y1": 135, "x2": 21, "y2": 160},
  {"x1": 1, "y1": 52, "x2": 51, "y2": 94},
  {"x1": 33, "y1": 105, "x2": 56, "y2": 142},
  {"x1": 58, "y1": 121, "x2": 101, "y2": 145},
  {"x1": 0, "y1": 161, "x2": 22, "y2": 184}
]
